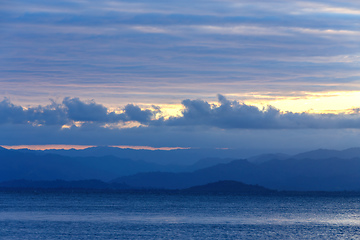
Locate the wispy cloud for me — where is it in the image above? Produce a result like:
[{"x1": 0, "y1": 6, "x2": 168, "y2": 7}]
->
[
  {"x1": 1, "y1": 0, "x2": 360, "y2": 114},
  {"x1": 295, "y1": 2, "x2": 360, "y2": 15}
]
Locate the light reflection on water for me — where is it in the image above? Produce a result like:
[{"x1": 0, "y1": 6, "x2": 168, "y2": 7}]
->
[
  {"x1": 1, "y1": 191, "x2": 360, "y2": 239},
  {"x1": 2, "y1": 211, "x2": 360, "y2": 226}
]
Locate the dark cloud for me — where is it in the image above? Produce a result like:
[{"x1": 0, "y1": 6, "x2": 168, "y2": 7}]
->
[
  {"x1": 62, "y1": 97, "x2": 109, "y2": 122},
  {"x1": 26, "y1": 100, "x2": 68, "y2": 125},
  {"x1": 0, "y1": 98, "x2": 67, "y2": 125},
  {"x1": 2, "y1": 96, "x2": 360, "y2": 151},
  {"x1": 155, "y1": 94, "x2": 360, "y2": 129},
  {"x1": 0, "y1": 97, "x2": 156, "y2": 126},
  {"x1": 123, "y1": 104, "x2": 154, "y2": 124},
  {"x1": 0, "y1": 98, "x2": 26, "y2": 124},
  {"x1": 2, "y1": 95, "x2": 360, "y2": 129}
]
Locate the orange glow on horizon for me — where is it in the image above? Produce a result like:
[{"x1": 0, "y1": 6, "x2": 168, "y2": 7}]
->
[
  {"x1": 1, "y1": 145, "x2": 190, "y2": 151},
  {"x1": 1, "y1": 145, "x2": 95, "y2": 150},
  {"x1": 110, "y1": 145, "x2": 190, "y2": 150}
]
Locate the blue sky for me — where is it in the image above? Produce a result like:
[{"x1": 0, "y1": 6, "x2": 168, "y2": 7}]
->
[{"x1": 1, "y1": 0, "x2": 360, "y2": 151}]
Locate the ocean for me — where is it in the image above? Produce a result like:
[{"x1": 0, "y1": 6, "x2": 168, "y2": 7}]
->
[{"x1": 1, "y1": 191, "x2": 360, "y2": 239}]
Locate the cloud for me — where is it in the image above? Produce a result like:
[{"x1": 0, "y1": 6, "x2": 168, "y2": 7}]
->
[
  {"x1": 2, "y1": 0, "x2": 360, "y2": 106},
  {"x1": 62, "y1": 97, "x2": 109, "y2": 122},
  {"x1": 155, "y1": 94, "x2": 360, "y2": 129},
  {"x1": 1, "y1": 0, "x2": 360, "y2": 150},
  {"x1": 0, "y1": 98, "x2": 26, "y2": 124},
  {"x1": 3, "y1": 95, "x2": 360, "y2": 151},
  {"x1": 123, "y1": 104, "x2": 154, "y2": 124},
  {"x1": 2, "y1": 95, "x2": 360, "y2": 129},
  {"x1": 26, "y1": 100, "x2": 68, "y2": 125},
  {"x1": 0, "y1": 97, "x2": 156, "y2": 126}
]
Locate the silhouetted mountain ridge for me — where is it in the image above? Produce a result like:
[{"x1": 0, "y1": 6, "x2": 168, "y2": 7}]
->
[
  {"x1": 113, "y1": 157, "x2": 360, "y2": 191},
  {"x1": 0, "y1": 147, "x2": 172, "y2": 181},
  {"x1": 293, "y1": 147, "x2": 360, "y2": 160},
  {"x1": 3, "y1": 146, "x2": 360, "y2": 191},
  {"x1": 0, "y1": 179, "x2": 129, "y2": 189},
  {"x1": 31, "y1": 146, "x2": 251, "y2": 165}
]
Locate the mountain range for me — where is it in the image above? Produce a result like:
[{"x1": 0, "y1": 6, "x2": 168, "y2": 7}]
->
[
  {"x1": 0, "y1": 179, "x2": 276, "y2": 195},
  {"x1": 2, "y1": 146, "x2": 360, "y2": 191},
  {"x1": 113, "y1": 157, "x2": 360, "y2": 191},
  {"x1": 0, "y1": 146, "x2": 234, "y2": 181},
  {"x1": 26, "y1": 146, "x2": 247, "y2": 165}
]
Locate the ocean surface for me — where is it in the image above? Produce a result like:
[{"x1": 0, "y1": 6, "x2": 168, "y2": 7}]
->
[{"x1": 1, "y1": 191, "x2": 360, "y2": 239}]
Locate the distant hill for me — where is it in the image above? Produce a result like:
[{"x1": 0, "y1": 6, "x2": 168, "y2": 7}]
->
[
  {"x1": 113, "y1": 157, "x2": 360, "y2": 191},
  {"x1": 247, "y1": 148, "x2": 360, "y2": 163},
  {"x1": 0, "y1": 179, "x2": 274, "y2": 194},
  {"x1": 182, "y1": 180, "x2": 275, "y2": 194},
  {"x1": 0, "y1": 147, "x2": 244, "y2": 182},
  {"x1": 293, "y1": 148, "x2": 360, "y2": 160},
  {"x1": 0, "y1": 179, "x2": 129, "y2": 190},
  {"x1": 20, "y1": 146, "x2": 360, "y2": 166},
  {"x1": 4, "y1": 146, "x2": 360, "y2": 191},
  {"x1": 0, "y1": 147, "x2": 171, "y2": 181},
  {"x1": 113, "y1": 159, "x2": 257, "y2": 189},
  {"x1": 34, "y1": 146, "x2": 251, "y2": 165}
]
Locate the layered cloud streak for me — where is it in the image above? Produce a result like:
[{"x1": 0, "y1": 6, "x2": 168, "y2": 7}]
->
[{"x1": 2, "y1": 0, "x2": 360, "y2": 107}]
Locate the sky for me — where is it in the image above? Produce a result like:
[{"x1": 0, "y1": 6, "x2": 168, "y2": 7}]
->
[{"x1": 1, "y1": 0, "x2": 360, "y2": 153}]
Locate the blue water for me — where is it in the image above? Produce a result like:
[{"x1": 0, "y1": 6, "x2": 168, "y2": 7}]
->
[{"x1": 1, "y1": 191, "x2": 360, "y2": 239}]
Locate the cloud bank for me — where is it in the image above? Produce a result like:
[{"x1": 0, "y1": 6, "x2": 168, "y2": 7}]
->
[
  {"x1": 2, "y1": 95, "x2": 360, "y2": 129},
  {"x1": 0, "y1": 97, "x2": 154, "y2": 126}
]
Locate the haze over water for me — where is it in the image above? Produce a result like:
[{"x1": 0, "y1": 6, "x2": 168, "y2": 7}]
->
[{"x1": 1, "y1": 191, "x2": 360, "y2": 239}]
